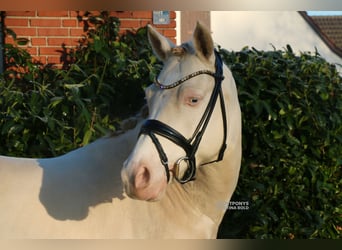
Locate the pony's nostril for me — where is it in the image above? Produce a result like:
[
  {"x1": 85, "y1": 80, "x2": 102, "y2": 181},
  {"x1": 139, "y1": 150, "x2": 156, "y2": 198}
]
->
[{"x1": 134, "y1": 166, "x2": 150, "y2": 190}]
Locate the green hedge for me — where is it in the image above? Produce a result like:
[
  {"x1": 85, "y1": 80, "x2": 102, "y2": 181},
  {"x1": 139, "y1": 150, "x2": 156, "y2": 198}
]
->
[
  {"x1": 217, "y1": 46, "x2": 341, "y2": 239},
  {"x1": 0, "y1": 12, "x2": 160, "y2": 157},
  {"x1": 0, "y1": 13, "x2": 341, "y2": 238}
]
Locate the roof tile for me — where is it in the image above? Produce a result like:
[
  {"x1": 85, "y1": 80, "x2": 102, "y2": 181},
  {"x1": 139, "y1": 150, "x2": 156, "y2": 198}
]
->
[{"x1": 310, "y1": 16, "x2": 342, "y2": 49}]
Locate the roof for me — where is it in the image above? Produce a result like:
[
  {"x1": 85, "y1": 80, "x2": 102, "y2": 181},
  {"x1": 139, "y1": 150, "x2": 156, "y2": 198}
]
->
[
  {"x1": 299, "y1": 11, "x2": 342, "y2": 58},
  {"x1": 310, "y1": 15, "x2": 342, "y2": 50}
]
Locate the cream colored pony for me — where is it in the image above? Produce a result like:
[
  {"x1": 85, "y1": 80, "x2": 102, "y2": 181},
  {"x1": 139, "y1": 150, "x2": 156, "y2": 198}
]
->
[{"x1": 0, "y1": 22, "x2": 241, "y2": 238}]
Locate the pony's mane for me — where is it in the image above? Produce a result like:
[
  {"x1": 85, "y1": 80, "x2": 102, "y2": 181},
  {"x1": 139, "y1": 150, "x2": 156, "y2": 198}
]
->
[
  {"x1": 107, "y1": 105, "x2": 149, "y2": 138},
  {"x1": 171, "y1": 46, "x2": 185, "y2": 56},
  {"x1": 171, "y1": 43, "x2": 195, "y2": 57}
]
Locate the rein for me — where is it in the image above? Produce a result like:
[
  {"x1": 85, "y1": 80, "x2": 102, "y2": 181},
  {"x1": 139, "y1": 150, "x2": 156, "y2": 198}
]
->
[{"x1": 139, "y1": 50, "x2": 227, "y2": 184}]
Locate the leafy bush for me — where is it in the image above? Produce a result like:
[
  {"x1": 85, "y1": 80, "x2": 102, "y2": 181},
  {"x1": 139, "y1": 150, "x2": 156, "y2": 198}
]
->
[
  {"x1": 0, "y1": 11, "x2": 160, "y2": 157},
  {"x1": 217, "y1": 46, "x2": 342, "y2": 239}
]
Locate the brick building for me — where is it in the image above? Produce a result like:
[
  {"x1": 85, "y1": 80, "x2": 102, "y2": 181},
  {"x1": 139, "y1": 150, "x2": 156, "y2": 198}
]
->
[{"x1": 2, "y1": 11, "x2": 176, "y2": 67}]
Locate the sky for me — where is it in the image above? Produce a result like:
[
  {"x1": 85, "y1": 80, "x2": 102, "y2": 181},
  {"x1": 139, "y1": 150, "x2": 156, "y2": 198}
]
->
[{"x1": 307, "y1": 11, "x2": 342, "y2": 16}]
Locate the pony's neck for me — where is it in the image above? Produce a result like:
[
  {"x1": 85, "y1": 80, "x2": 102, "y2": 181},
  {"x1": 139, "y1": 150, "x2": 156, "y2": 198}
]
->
[
  {"x1": 37, "y1": 120, "x2": 143, "y2": 221},
  {"x1": 184, "y1": 67, "x2": 242, "y2": 225}
]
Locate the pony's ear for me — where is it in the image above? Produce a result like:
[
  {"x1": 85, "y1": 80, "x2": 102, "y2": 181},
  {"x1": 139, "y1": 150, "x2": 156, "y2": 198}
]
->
[
  {"x1": 147, "y1": 24, "x2": 174, "y2": 62},
  {"x1": 192, "y1": 22, "x2": 214, "y2": 62}
]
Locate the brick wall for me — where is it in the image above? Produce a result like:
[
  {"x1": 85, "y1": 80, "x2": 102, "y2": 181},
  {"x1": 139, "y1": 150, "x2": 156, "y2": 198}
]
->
[{"x1": 4, "y1": 11, "x2": 176, "y2": 67}]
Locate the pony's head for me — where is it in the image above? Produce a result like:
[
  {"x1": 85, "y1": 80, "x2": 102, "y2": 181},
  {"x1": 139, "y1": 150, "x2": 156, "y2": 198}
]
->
[{"x1": 121, "y1": 22, "x2": 234, "y2": 201}]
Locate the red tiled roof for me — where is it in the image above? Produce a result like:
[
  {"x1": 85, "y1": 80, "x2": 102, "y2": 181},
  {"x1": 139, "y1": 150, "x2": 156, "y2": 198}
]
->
[
  {"x1": 299, "y1": 11, "x2": 342, "y2": 58},
  {"x1": 310, "y1": 16, "x2": 342, "y2": 49}
]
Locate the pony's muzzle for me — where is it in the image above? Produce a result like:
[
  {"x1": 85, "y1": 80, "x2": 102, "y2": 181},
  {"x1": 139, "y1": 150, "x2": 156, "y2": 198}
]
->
[{"x1": 121, "y1": 159, "x2": 168, "y2": 201}]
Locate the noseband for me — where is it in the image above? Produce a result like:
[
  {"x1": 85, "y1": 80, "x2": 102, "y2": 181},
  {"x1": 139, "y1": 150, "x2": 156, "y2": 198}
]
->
[{"x1": 139, "y1": 50, "x2": 227, "y2": 184}]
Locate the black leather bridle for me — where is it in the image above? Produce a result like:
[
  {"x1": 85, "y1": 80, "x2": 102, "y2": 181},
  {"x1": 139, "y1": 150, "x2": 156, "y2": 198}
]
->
[{"x1": 139, "y1": 50, "x2": 227, "y2": 184}]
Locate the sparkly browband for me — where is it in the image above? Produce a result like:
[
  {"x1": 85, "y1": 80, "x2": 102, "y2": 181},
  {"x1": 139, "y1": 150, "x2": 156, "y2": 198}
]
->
[{"x1": 154, "y1": 70, "x2": 217, "y2": 90}]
